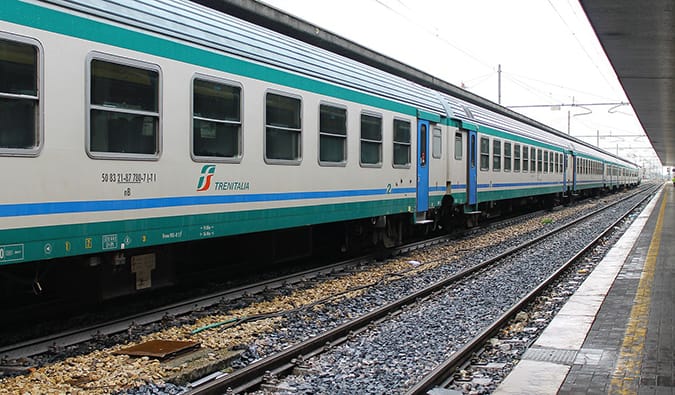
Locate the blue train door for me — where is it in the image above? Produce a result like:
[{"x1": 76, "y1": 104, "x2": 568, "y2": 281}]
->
[
  {"x1": 562, "y1": 153, "x2": 568, "y2": 193},
  {"x1": 467, "y1": 130, "x2": 478, "y2": 205},
  {"x1": 572, "y1": 154, "x2": 578, "y2": 192},
  {"x1": 416, "y1": 120, "x2": 429, "y2": 213}
]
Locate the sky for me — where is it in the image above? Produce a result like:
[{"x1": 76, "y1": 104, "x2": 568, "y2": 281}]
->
[{"x1": 260, "y1": 0, "x2": 664, "y2": 175}]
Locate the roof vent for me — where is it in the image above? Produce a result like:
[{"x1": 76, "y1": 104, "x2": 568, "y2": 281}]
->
[{"x1": 462, "y1": 105, "x2": 475, "y2": 119}]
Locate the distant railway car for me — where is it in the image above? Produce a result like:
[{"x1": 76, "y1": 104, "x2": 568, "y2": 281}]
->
[{"x1": 0, "y1": 0, "x2": 639, "y2": 298}]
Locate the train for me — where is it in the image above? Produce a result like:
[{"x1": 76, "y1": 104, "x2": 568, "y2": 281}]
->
[{"x1": 0, "y1": 0, "x2": 640, "y2": 299}]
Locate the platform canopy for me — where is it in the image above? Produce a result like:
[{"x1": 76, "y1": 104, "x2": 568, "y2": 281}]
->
[{"x1": 580, "y1": 0, "x2": 675, "y2": 167}]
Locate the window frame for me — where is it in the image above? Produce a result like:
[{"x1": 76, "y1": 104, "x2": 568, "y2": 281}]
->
[
  {"x1": 86, "y1": 52, "x2": 162, "y2": 161},
  {"x1": 530, "y1": 147, "x2": 536, "y2": 172},
  {"x1": 392, "y1": 117, "x2": 411, "y2": 168},
  {"x1": 522, "y1": 145, "x2": 528, "y2": 173},
  {"x1": 318, "y1": 101, "x2": 348, "y2": 167},
  {"x1": 504, "y1": 141, "x2": 512, "y2": 172},
  {"x1": 492, "y1": 139, "x2": 501, "y2": 172},
  {"x1": 453, "y1": 132, "x2": 462, "y2": 160},
  {"x1": 264, "y1": 90, "x2": 303, "y2": 165},
  {"x1": 432, "y1": 127, "x2": 443, "y2": 159},
  {"x1": 479, "y1": 136, "x2": 490, "y2": 171},
  {"x1": 359, "y1": 110, "x2": 383, "y2": 167},
  {"x1": 0, "y1": 33, "x2": 43, "y2": 157},
  {"x1": 550, "y1": 152, "x2": 554, "y2": 173},
  {"x1": 190, "y1": 74, "x2": 243, "y2": 163},
  {"x1": 514, "y1": 144, "x2": 521, "y2": 172}
]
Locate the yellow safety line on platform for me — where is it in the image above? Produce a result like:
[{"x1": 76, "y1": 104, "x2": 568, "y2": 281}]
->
[{"x1": 609, "y1": 188, "x2": 668, "y2": 394}]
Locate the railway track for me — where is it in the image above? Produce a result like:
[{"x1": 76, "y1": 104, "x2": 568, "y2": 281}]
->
[
  {"x1": 183, "y1": 184, "x2": 659, "y2": 394},
  {"x1": 0, "y1": 234, "x2": 456, "y2": 364},
  {"x1": 0, "y1": 194, "x2": 559, "y2": 364},
  {"x1": 406, "y1": 184, "x2": 661, "y2": 394},
  {"x1": 0, "y1": 185, "x2": 654, "y2": 393}
]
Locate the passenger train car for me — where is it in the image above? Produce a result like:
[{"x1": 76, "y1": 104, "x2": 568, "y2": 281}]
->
[{"x1": 0, "y1": 0, "x2": 639, "y2": 298}]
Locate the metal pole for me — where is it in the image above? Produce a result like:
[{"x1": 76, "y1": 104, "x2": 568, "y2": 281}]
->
[{"x1": 497, "y1": 64, "x2": 501, "y2": 105}]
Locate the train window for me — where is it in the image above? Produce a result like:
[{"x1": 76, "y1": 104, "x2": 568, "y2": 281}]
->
[
  {"x1": 514, "y1": 144, "x2": 521, "y2": 172},
  {"x1": 480, "y1": 137, "x2": 489, "y2": 171},
  {"x1": 530, "y1": 147, "x2": 536, "y2": 172},
  {"x1": 504, "y1": 142, "x2": 511, "y2": 172},
  {"x1": 432, "y1": 127, "x2": 442, "y2": 159},
  {"x1": 492, "y1": 140, "x2": 501, "y2": 171},
  {"x1": 453, "y1": 132, "x2": 463, "y2": 160},
  {"x1": 265, "y1": 92, "x2": 301, "y2": 162},
  {"x1": 0, "y1": 37, "x2": 41, "y2": 155},
  {"x1": 360, "y1": 112, "x2": 382, "y2": 166},
  {"x1": 522, "y1": 145, "x2": 528, "y2": 172},
  {"x1": 393, "y1": 119, "x2": 411, "y2": 167},
  {"x1": 319, "y1": 103, "x2": 347, "y2": 165},
  {"x1": 88, "y1": 56, "x2": 160, "y2": 158},
  {"x1": 192, "y1": 77, "x2": 241, "y2": 161},
  {"x1": 543, "y1": 151, "x2": 549, "y2": 173},
  {"x1": 557, "y1": 153, "x2": 561, "y2": 173},
  {"x1": 537, "y1": 149, "x2": 542, "y2": 173}
]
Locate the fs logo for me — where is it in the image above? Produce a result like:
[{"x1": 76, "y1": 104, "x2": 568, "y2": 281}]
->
[{"x1": 196, "y1": 165, "x2": 216, "y2": 191}]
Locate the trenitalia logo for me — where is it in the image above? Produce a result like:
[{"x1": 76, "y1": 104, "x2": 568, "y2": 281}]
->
[{"x1": 196, "y1": 165, "x2": 216, "y2": 191}]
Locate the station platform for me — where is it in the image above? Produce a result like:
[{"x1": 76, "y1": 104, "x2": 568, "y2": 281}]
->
[{"x1": 494, "y1": 183, "x2": 673, "y2": 395}]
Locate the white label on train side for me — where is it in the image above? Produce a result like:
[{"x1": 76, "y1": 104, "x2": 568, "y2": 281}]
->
[
  {"x1": 102, "y1": 234, "x2": 118, "y2": 250},
  {"x1": 0, "y1": 244, "x2": 25, "y2": 263}
]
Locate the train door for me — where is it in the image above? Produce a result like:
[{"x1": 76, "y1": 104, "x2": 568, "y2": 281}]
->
[
  {"x1": 562, "y1": 153, "x2": 568, "y2": 194},
  {"x1": 416, "y1": 120, "x2": 430, "y2": 213},
  {"x1": 571, "y1": 153, "x2": 578, "y2": 192},
  {"x1": 467, "y1": 130, "x2": 478, "y2": 205}
]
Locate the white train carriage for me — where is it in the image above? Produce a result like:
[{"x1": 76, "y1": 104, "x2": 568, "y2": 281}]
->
[
  {"x1": 0, "y1": 0, "x2": 450, "y2": 279},
  {"x1": 0, "y1": 0, "x2": 639, "y2": 297}
]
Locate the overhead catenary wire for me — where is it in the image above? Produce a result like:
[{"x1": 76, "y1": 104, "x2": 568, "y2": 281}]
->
[
  {"x1": 371, "y1": 0, "x2": 495, "y2": 71},
  {"x1": 546, "y1": 0, "x2": 620, "y2": 98}
]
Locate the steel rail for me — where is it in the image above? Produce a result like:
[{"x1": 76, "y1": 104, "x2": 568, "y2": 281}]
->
[
  {"x1": 0, "y1": 256, "x2": 368, "y2": 360},
  {"x1": 186, "y1": 185, "x2": 658, "y2": 394},
  {"x1": 0, "y1": 232, "x2": 454, "y2": 361},
  {"x1": 405, "y1": 184, "x2": 660, "y2": 394}
]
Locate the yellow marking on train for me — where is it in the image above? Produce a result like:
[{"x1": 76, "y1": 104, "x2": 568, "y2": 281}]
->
[{"x1": 609, "y1": 188, "x2": 668, "y2": 394}]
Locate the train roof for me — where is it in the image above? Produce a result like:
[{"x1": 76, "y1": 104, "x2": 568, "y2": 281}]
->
[{"x1": 41, "y1": 0, "x2": 637, "y2": 168}]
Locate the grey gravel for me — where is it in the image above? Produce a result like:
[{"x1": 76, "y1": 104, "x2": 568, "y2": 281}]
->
[{"x1": 248, "y1": 189, "x2": 653, "y2": 394}]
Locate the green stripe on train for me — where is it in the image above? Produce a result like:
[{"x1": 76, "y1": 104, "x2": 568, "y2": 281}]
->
[{"x1": 0, "y1": 198, "x2": 420, "y2": 264}]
